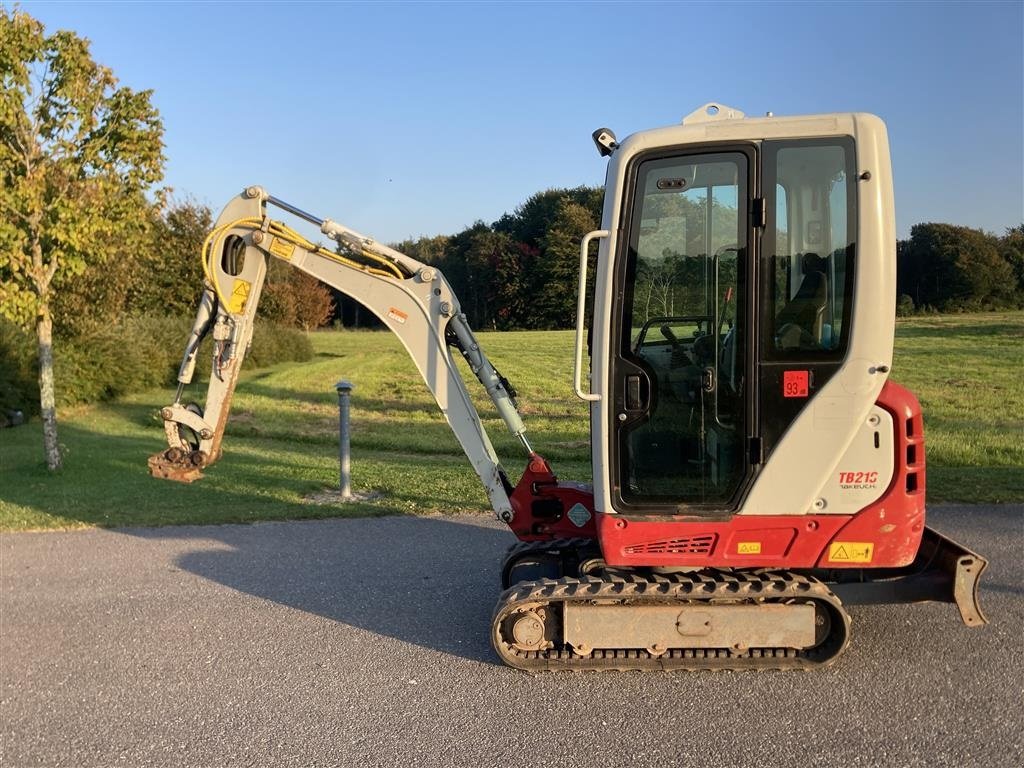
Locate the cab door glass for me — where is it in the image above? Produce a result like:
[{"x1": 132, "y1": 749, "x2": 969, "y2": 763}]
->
[{"x1": 616, "y1": 151, "x2": 748, "y2": 507}]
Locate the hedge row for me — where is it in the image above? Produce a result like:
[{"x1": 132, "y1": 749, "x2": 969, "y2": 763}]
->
[{"x1": 0, "y1": 315, "x2": 313, "y2": 414}]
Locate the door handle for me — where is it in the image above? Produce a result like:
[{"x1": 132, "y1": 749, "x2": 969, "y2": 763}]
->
[
  {"x1": 626, "y1": 375, "x2": 643, "y2": 410},
  {"x1": 702, "y1": 366, "x2": 716, "y2": 393}
]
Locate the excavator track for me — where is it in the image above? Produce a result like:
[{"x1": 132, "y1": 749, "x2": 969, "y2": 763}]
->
[{"x1": 492, "y1": 570, "x2": 850, "y2": 672}]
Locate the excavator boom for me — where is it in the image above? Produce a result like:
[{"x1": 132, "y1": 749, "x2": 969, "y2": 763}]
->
[{"x1": 150, "y1": 186, "x2": 528, "y2": 522}]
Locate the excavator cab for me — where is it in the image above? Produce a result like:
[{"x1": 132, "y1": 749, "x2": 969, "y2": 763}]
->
[{"x1": 590, "y1": 116, "x2": 865, "y2": 521}]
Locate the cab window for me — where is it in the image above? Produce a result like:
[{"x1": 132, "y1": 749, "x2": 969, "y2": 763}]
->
[{"x1": 764, "y1": 139, "x2": 856, "y2": 357}]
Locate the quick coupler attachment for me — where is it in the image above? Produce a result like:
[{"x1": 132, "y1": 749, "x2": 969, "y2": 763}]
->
[{"x1": 147, "y1": 447, "x2": 208, "y2": 483}]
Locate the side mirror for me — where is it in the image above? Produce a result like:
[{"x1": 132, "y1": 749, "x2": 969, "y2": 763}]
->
[{"x1": 592, "y1": 127, "x2": 618, "y2": 157}]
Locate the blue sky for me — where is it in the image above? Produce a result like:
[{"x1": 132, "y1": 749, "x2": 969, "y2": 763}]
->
[{"x1": 20, "y1": 1, "x2": 1024, "y2": 243}]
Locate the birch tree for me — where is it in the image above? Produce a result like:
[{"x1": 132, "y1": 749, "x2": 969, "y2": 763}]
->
[{"x1": 0, "y1": 9, "x2": 164, "y2": 469}]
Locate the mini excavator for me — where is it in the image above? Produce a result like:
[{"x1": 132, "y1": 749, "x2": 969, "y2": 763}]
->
[{"x1": 149, "y1": 103, "x2": 987, "y2": 670}]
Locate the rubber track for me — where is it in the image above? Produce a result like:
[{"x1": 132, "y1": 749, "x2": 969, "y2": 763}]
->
[{"x1": 491, "y1": 570, "x2": 850, "y2": 672}]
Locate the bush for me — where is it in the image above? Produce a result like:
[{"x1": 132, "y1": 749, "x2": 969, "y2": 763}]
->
[
  {"x1": 896, "y1": 294, "x2": 915, "y2": 317},
  {"x1": 0, "y1": 314, "x2": 313, "y2": 412},
  {"x1": 258, "y1": 261, "x2": 336, "y2": 331},
  {"x1": 0, "y1": 321, "x2": 37, "y2": 415},
  {"x1": 55, "y1": 318, "x2": 176, "y2": 406},
  {"x1": 245, "y1": 320, "x2": 314, "y2": 368}
]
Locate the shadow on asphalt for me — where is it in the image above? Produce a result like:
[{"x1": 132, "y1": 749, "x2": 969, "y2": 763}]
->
[
  {"x1": 121, "y1": 505, "x2": 1023, "y2": 667},
  {"x1": 979, "y1": 582, "x2": 1024, "y2": 597},
  {"x1": 131, "y1": 516, "x2": 514, "y2": 666}
]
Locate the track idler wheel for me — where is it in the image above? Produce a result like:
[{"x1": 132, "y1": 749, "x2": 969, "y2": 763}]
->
[{"x1": 501, "y1": 603, "x2": 556, "y2": 653}]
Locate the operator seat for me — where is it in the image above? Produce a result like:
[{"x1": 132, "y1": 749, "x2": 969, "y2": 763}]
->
[{"x1": 775, "y1": 252, "x2": 827, "y2": 349}]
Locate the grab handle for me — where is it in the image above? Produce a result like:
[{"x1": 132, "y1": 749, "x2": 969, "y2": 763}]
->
[{"x1": 574, "y1": 229, "x2": 609, "y2": 402}]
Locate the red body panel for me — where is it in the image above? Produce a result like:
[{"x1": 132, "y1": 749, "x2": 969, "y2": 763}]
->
[
  {"x1": 508, "y1": 454, "x2": 597, "y2": 541},
  {"x1": 595, "y1": 512, "x2": 850, "y2": 568},
  {"x1": 508, "y1": 381, "x2": 926, "y2": 571},
  {"x1": 815, "y1": 381, "x2": 926, "y2": 568}
]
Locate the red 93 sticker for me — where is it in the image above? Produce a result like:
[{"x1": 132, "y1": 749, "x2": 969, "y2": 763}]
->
[
  {"x1": 838, "y1": 471, "x2": 879, "y2": 489},
  {"x1": 782, "y1": 370, "x2": 809, "y2": 398}
]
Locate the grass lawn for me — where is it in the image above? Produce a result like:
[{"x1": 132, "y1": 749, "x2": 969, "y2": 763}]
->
[
  {"x1": 1, "y1": 312, "x2": 1021, "y2": 530},
  {"x1": 889, "y1": 312, "x2": 1023, "y2": 502}
]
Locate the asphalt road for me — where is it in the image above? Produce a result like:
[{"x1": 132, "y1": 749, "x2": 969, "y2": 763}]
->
[{"x1": 2, "y1": 505, "x2": 1021, "y2": 768}]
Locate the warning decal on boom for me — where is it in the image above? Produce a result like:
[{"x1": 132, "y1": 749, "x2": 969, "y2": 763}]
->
[
  {"x1": 269, "y1": 236, "x2": 295, "y2": 261},
  {"x1": 228, "y1": 279, "x2": 251, "y2": 314}
]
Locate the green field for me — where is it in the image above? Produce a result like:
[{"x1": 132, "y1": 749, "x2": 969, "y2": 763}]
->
[{"x1": 1, "y1": 313, "x2": 1021, "y2": 530}]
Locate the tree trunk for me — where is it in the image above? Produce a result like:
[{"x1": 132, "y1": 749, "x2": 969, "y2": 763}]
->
[{"x1": 36, "y1": 306, "x2": 62, "y2": 470}]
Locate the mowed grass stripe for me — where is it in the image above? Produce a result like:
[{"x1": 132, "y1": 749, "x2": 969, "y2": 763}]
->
[{"x1": 1, "y1": 313, "x2": 1020, "y2": 530}]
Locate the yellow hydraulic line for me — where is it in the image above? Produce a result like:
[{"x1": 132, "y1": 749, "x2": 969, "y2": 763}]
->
[
  {"x1": 266, "y1": 219, "x2": 403, "y2": 279},
  {"x1": 201, "y1": 217, "x2": 262, "y2": 309},
  {"x1": 200, "y1": 216, "x2": 405, "y2": 312},
  {"x1": 275, "y1": 221, "x2": 404, "y2": 278}
]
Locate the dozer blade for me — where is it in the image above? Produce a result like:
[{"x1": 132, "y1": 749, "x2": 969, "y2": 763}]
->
[{"x1": 828, "y1": 526, "x2": 988, "y2": 626}]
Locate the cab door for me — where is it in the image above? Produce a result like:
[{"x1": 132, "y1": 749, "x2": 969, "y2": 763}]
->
[{"x1": 609, "y1": 147, "x2": 755, "y2": 513}]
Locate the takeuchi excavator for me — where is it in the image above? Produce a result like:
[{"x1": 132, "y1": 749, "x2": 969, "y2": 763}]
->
[{"x1": 149, "y1": 103, "x2": 987, "y2": 670}]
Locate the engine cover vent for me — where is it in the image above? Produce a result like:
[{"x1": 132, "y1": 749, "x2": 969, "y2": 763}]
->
[{"x1": 624, "y1": 533, "x2": 717, "y2": 556}]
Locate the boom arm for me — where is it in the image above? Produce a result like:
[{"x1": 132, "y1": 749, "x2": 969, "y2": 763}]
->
[{"x1": 149, "y1": 186, "x2": 529, "y2": 522}]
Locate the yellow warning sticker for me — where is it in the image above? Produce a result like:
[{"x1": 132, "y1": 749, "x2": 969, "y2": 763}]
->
[
  {"x1": 737, "y1": 541, "x2": 761, "y2": 554},
  {"x1": 269, "y1": 236, "x2": 295, "y2": 261},
  {"x1": 828, "y1": 542, "x2": 874, "y2": 563},
  {"x1": 228, "y1": 279, "x2": 251, "y2": 314}
]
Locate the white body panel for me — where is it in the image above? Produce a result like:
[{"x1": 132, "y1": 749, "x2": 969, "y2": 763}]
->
[
  {"x1": 818, "y1": 405, "x2": 895, "y2": 514},
  {"x1": 588, "y1": 106, "x2": 896, "y2": 516}
]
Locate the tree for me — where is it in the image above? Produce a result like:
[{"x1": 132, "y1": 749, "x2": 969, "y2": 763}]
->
[
  {"x1": 899, "y1": 223, "x2": 1016, "y2": 311},
  {"x1": 0, "y1": 9, "x2": 164, "y2": 469},
  {"x1": 494, "y1": 186, "x2": 602, "y2": 249},
  {"x1": 486, "y1": 235, "x2": 531, "y2": 330},
  {"x1": 535, "y1": 199, "x2": 599, "y2": 329},
  {"x1": 289, "y1": 270, "x2": 335, "y2": 331},
  {"x1": 999, "y1": 224, "x2": 1024, "y2": 300},
  {"x1": 443, "y1": 221, "x2": 511, "y2": 329},
  {"x1": 393, "y1": 234, "x2": 449, "y2": 265},
  {"x1": 256, "y1": 259, "x2": 299, "y2": 328},
  {"x1": 49, "y1": 203, "x2": 151, "y2": 336},
  {"x1": 257, "y1": 259, "x2": 335, "y2": 331},
  {"x1": 136, "y1": 197, "x2": 212, "y2": 316}
]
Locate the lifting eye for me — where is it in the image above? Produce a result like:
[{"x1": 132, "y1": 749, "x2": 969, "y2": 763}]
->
[{"x1": 221, "y1": 235, "x2": 246, "y2": 276}]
